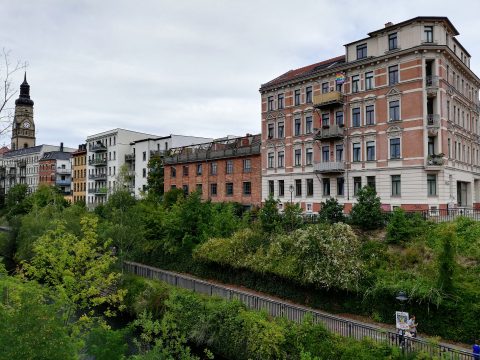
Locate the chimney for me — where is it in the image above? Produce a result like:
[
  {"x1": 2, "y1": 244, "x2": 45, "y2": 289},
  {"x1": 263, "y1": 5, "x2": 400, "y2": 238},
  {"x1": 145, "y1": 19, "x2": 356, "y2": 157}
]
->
[
  {"x1": 385, "y1": 22, "x2": 394, "y2": 28},
  {"x1": 60, "y1": 142, "x2": 64, "y2": 152}
]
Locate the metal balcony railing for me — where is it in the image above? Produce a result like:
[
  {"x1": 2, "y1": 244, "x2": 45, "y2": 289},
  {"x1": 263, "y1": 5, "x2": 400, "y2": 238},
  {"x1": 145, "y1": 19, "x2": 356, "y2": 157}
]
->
[
  {"x1": 425, "y1": 75, "x2": 439, "y2": 87},
  {"x1": 427, "y1": 114, "x2": 440, "y2": 126},
  {"x1": 90, "y1": 143, "x2": 107, "y2": 152},
  {"x1": 89, "y1": 158, "x2": 107, "y2": 166},
  {"x1": 315, "y1": 124, "x2": 345, "y2": 140},
  {"x1": 313, "y1": 92, "x2": 343, "y2": 108},
  {"x1": 88, "y1": 188, "x2": 108, "y2": 195},
  {"x1": 125, "y1": 153, "x2": 135, "y2": 162},
  {"x1": 56, "y1": 168, "x2": 71, "y2": 174},
  {"x1": 88, "y1": 173, "x2": 107, "y2": 181},
  {"x1": 314, "y1": 161, "x2": 345, "y2": 173},
  {"x1": 56, "y1": 179, "x2": 71, "y2": 186},
  {"x1": 164, "y1": 144, "x2": 261, "y2": 165}
]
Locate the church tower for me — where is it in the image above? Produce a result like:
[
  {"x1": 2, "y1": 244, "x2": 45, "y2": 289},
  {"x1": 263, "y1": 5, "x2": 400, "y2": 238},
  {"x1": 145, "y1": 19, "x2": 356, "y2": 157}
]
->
[{"x1": 11, "y1": 73, "x2": 36, "y2": 150}]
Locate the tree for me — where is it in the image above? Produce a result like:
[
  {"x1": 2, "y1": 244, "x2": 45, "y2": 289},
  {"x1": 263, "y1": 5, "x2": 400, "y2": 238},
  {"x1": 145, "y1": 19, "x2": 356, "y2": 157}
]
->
[
  {"x1": 163, "y1": 188, "x2": 184, "y2": 209},
  {"x1": 349, "y1": 186, "x2": 384, "y2": 230},
  {"x1": 318, "y1": 198, "x2": 345, "y2": 224},
  {"x1": 147, "y1": 153, "x2": 165, "y2": 200},
  {"x1": 22, "y1": 215, "x2": 126, "y2": 322},
  {"x1": 259, "y1": 195, "x2": 281, "y2": 233},
  {"x1": 0, "y1": 49, "x2": 27, "y2": 136},
  {"x1": 4, "y1": 183, "x2": 31, "y2": 219},
  {"x1": 282, "y1": 202, "x2": 303, "y2": 232},
  {"x1": 437, "y1": 225, "x2": 456, "y2": 294}
]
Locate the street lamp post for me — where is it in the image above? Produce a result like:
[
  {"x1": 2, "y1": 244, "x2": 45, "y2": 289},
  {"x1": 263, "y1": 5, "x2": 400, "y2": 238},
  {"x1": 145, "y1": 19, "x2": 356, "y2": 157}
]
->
[
  {"x1": 289, "y1": 184, "x2": 294, "y2": 203},
  {"x1": 395, "y1": 291, "x2": 409, "y2": 347}
]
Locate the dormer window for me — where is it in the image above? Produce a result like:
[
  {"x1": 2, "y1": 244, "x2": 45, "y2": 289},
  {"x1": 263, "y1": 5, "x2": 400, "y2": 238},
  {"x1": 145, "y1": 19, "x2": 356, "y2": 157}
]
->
[
  {"x1": 356, "y1": 43, "x2": 367, "y2": 59},
  {"x1": 388, "y1": 33, "x2": 398, "y2": 50},
  {"x1": 424, "y1": 26, "x2": 433, "y2": 43}
]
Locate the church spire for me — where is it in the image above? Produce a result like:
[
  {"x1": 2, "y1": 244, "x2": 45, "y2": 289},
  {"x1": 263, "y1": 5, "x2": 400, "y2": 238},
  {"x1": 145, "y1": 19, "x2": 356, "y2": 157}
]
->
[{"x1": 15, "y1": 72, "x2": 34, "y2": 106}]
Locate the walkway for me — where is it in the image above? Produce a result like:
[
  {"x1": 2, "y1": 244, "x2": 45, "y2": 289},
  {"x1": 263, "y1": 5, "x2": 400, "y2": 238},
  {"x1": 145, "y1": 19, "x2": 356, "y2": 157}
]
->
[{"x1": 124, "y1": 261, "x2": 473, "y2": 359}]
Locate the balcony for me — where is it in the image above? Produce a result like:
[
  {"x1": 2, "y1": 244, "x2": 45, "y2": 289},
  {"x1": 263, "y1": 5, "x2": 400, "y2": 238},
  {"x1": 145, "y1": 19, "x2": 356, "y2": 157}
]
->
[
  {"x1": 90, "y1": 143, "x2": 107, "y2": 153},
  {"x1": 164, "y1": 144, "x2": 261, "y2": 164},
  {"x1": 426, "y1": 154, "x2": 445, "y2": 170},
  {"x1": 427, "y1": 114, "x2": 440, "y2": 136},
  {"x1": 314, "y1": 161, "x2": 345, "y2": 173},
  {"x1": 56, "y1": 179, "x2": 71, "y2": 186},
  {"x1": 426, "y1": 76, "x2": 439, "y2": 97},
  {"x1": 89, "y1": 158, "x2": 107, "y2": 167},
  {"x1": 88, "y1": 173, "x2": 107, "y2": 181},
  {"x1": 56, "y1": 168, "x2": 71, "y2": 175},
  {"x1": 7, "y1": 170, "x2": 16, "y2": 178},
  {"x1": 315, "y1": 124, "x2": 345, "y2": 140},
  {"x1": 88, "y1": 187, "x2": 108, "y2": 195},
  {"x1": 313, "y1": 91, "x2": 343, "y2": 109},
  {"x1": 17, "y1": 159, "x2": 27, "y2": 167},
  {"x1": 125, "y1": 153, "x2": 135, "y2": 162},
  {"x1": 150, "y1": 150, "x2": 166, "y2": 157}
]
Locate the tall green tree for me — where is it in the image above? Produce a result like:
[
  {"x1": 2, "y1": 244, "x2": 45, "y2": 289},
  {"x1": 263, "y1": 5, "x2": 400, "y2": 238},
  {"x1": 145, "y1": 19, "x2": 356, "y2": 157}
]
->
[
  {"x1": 318, "y1": 198, "x2": 345, "y2": 224},
  {"x1": 4, "y1": 183, "x2": 30, "y2": 219},
  {"x1": 259, "y1": 195, "x2": 281, "y2": 233},
  {"x1": 22, "y1": 215, "x2": 126, "y2": 322},
  {"x1": 147, "y1": 154, "x2": 165, "y2": 200}
]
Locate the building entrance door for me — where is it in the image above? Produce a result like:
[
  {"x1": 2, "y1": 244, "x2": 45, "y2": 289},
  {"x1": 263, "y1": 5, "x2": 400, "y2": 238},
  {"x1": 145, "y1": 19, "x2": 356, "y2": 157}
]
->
[{"x1": 457, "y1": 181, "x2": 468, "y2": 207}]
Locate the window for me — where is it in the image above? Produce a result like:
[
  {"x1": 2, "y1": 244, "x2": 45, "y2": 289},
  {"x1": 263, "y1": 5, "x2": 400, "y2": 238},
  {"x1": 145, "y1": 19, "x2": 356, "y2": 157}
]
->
[
  {"x1": 322, "y1": 82, "x2": 329, "y2": 93},
  {"x1": 278, "y1": 122, "x2": 284, "y2": 138},
  {"x1": 366, "y1": 141, "x2": 375, "y2": 161},
  {"x1": 278, "y1": 151, "x2": 284, "y2": 168},
  {"x1": 389, "y1": 65, "x2": 399, "y2": 85},
  {"x1": 242, "y1": 159, "x2": 251, "y2": 173},
  {"x1": 388, "y1": 33, "x2": 398, "y2": 50},
  {"x1": 278, "y1": 180, "x2": 285, "y2": 197},
  {"x1": 427, "y1": 174, "x2": 437, "y2": 196},
  {"x1": 390, "y1": 138, "x2": 401, "y2": 159},
  {"x1": 210, "y1": 162, "x2": 217, "y2": 175},
  {"x1": 267, "y1": 123, "x2": 274, "y2": 139},
  {"x1": 226, "y1": 182, "x2": 234, "y2": 196},
  {"x1": 337, "y1": 177, "x2": 344, "y2": 196},
  {"x1": 353, "y1": 177, "x2": 362, "y2": 196},
  {"x1": 143, "y1": 151, "x2": 146, "y2": 161},
  {"x1": 305, "y1": 116, "x2": 313, "y2": 133},
  {"x1": 278, "y1": 93, "x2": 284, "y2": 109},
  {"x1": 322, "y1": 178, "x2": 330, "y2": 196},
  {"x1": 210, "y1": 183, "x2": 217, "y2": 196},
  {"x1": 243, "y1": 181, "x2": 251, "y2": 195},
  {"x1": 321, "y1": 113, "x2": 329, "y2": 127},
  {"x1": 294, "y1": 149, "x2": 302, "y2": 166},
  {"x1": 306, "y1": 86, "x2": 312, "y2": 103},
  {"x1": 367, "y1": 176, "x2": 376, "y2": 191},
  {"x1": 306, "y1": 148, "x2": 313, "y2": 165},
  {"x1": 336, "y1": 111, "x2": 344, "y2": 126},
  {"x1": 294, "y1": 89, "x2": 300, "y2": 105},
  {"x1": 389, "y1": 100, "x2": 400, "y2": 121},
  {"x1": 294, "y1": 118, "x2": 301, "y2": 136},
  {"x1": 268, "y1": 96, "x2": 274, "y2": 111},
  {"x1": 352, "y1": 107, "x2": 361, "y2": 127},
  {"x1": 196, "y1": 184, "x2": 203, "y2": 194},
  {"x1": 353, "y1": 143, "x2": 361, "y2": 162},
  {"x1": 336, "y1": 144, "x2": 343, "y2": 161},
  {"x1": 171, "y1": 167, "x2": 176, "y2": 178},
  {"x1": 268, "y1": 152, "x2": 274, "y2": 168},
  {"x1": 356, "y1": 43, "x2": 367, "y2": 59},
  {"x1": 268, "y1": 180, "x2": 274, "y2": 196},
  {"x1": 295, "y1": 179, "x2": 302, "y2": 196},
  {"x1": 196, "y1": 164, "x2": 202, "y2": 175},
  {"x1": 424, "y1": 26, "x2": 433, "y2": 43},
  {"x1": 365, "y1": 105, "x2": 375, "y2": 125},
  {"x1": 365, "y1": 71, "x2": 374, "y2": 90},
  {"x1": 352, "y1": 75, "x2": 360, "y2": 93},
  {"x1": 306, "y1": 178, "x2": 314, "y2": 196},
  {"x1": 391, "y1": 175, "x2": 401, "y2": 196},
  {"x1": 322, "y1": 146, "x2": 329, "y2": 162},
  {"x1": 428, "y1": 137, "x2": 435, "y2": 156},
  {"x1": 183, "y1": 165, "x2": 189, "y2": 176},
  {"x1": 226, "y1": 160, "x2": 233, "y2": 174},
  {"x1": 183, "y1": 185, "x2": 189, "y2": 195}
]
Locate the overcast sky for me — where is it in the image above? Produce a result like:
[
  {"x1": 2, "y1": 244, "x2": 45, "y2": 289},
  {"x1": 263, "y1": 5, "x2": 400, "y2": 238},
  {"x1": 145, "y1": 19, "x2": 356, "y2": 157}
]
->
[{"x1": 2, "y1": 0, "x2": 480, "y2": 148}]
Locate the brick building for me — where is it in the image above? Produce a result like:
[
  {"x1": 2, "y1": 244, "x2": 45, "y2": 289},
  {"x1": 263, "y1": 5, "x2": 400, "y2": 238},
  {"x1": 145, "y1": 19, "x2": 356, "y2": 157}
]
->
[
  {"x1": 260, "y1": 16, "x2": 480, "y2": 213},
  {"x1": 39, "y1": 147, "x2": 73, "y2": 200},
  {"x1": 72, "y1": 144, "x2": 87, "y2": 203},
  {"x1": 164, "y1": 134, "x2": 261, "y2": 208}
]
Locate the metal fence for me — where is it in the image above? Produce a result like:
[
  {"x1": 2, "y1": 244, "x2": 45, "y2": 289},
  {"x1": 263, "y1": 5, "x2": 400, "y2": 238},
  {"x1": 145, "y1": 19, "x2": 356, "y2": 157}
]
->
[{"x1": 124, "y1": 261, "x2": 474, "y2": 359}]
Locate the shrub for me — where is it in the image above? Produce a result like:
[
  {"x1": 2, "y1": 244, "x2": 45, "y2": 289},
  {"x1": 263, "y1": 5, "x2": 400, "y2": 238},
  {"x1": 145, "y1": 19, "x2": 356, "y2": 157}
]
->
[
  {"x1": 350, "y1": 186, "x2": 384, "y2": 230},
  {"x1": 258, "y1": 195, "x2": 281, "y2": 233},
  {"x1": 282, "y1": 202, "x2": 304, "y2": 232},
  {"x1": 437, "y1": 225, "x2": 456, "y2": 294},
  {"x1": 318, "y1": 197, "x2": 345, "y2": 224},
  {"x1": 386, "y1": 208, "x2": 425, "y2": 244}
]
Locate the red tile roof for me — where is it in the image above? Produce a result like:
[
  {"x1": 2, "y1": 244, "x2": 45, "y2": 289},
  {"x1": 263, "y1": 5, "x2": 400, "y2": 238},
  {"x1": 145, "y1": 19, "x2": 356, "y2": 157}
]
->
[{"x1": 261, "y1": 55, "x2": 345, "y2": 89}]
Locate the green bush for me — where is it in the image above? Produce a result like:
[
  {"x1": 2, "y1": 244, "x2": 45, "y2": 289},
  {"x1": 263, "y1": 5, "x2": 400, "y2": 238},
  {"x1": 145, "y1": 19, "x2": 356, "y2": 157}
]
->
[
  {"x1": 386, "y1": 208, "x2": 426, "y2": 244},
  {"x1": 258, "y1": 195, "x2": 282, "y2": 233},
  {"x1": 350, "y1": 187, "x2": 384, "y2": 230},
  {"x1": 281, "y1": 202, "x2": 304, "y2": 232},
  {"x1": 318, "y1": 197, "x2": 345, "y2": 224}
]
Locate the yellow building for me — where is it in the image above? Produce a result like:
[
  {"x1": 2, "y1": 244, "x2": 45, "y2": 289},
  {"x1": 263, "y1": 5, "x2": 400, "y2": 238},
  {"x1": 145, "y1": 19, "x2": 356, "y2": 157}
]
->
[{"x1": 72, "y1": 144, "x2": 87, "y2": 203}]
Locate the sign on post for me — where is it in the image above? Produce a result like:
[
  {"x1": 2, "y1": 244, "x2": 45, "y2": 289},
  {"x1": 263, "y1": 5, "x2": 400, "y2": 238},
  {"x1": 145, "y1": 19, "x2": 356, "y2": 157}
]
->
[{"x1": 395, "y1": 311, "x2": 410, "y2": 331}]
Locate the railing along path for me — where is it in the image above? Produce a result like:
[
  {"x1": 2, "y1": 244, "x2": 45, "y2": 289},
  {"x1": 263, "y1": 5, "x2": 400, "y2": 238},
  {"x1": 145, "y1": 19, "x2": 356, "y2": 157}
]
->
[{"x1": 124, "y1": 261, "x2": 474, "y2": 359}]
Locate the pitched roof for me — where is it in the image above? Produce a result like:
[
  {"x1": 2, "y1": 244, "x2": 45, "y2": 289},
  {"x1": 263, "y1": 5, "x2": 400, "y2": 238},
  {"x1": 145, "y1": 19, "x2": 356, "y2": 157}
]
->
[
  {"x1": 40, "y1": 151, "x2": 72, "y2": 161},
  {"x1": 261, "y1": 55, "x2": 345, "y2": 90}
]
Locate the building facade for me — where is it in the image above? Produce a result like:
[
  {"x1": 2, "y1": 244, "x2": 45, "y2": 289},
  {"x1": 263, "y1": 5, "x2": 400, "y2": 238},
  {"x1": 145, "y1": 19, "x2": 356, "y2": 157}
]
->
[
  {"x1": 163, "y1": 134, "x2": 262, "y2": 208},
  {"x1": 126, "y1": 135, "x2": 212, "y2": 198},
  {"x1": 72, "y1": 144, "x2": 87, "y2": 203},
  {"x1": 260, "y1": 17, "x2": 480, "y2": 213},
  {"x1": 39, "y1": 148, "x2": 73, "y2": 200}
]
